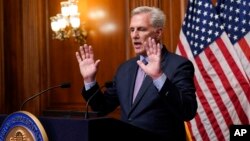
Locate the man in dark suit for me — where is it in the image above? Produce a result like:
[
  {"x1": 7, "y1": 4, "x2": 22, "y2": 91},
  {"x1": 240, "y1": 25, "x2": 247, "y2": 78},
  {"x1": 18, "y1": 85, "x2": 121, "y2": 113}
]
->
[{"x1": 76, "y1": 6, "x2": 197, "y2": 141}]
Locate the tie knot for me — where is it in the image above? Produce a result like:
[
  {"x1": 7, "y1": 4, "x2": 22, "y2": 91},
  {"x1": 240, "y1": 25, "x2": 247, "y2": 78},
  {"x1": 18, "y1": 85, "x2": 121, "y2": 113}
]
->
[{"x1": 142, "y1": 59, "x2": 148, "y2": 65}]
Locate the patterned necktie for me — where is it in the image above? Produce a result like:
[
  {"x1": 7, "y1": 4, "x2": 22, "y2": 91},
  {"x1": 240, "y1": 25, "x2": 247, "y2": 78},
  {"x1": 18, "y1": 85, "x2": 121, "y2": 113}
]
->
[{"x1": 133, "y1": 59, "x2": 147, "y2": 102}]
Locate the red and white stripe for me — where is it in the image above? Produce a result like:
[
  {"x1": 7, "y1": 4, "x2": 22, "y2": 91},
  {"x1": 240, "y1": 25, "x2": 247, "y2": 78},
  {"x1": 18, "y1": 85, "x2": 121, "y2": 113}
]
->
[
  {"x1": 176, "y1": 30, "x2": 250, "y2": 141},
  {"x1": 233, "y1": 32, "x2": 250, "y2": 82}
]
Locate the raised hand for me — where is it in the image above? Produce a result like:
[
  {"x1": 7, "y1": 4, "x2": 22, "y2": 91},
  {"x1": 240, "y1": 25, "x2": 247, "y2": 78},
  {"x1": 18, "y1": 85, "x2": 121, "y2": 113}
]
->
[
  {"x1": 75, "y1": 44, "x2": 100, "y2": 83},
  {"x1": 137, "y1": 37, "x2": 163, "y2": 80}
]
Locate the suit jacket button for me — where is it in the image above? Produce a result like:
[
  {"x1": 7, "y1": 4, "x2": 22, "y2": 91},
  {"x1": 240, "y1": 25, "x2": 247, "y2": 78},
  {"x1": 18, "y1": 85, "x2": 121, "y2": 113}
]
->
[{"x1": 165, "y1": 91, "x2": 169, "y2": 96}]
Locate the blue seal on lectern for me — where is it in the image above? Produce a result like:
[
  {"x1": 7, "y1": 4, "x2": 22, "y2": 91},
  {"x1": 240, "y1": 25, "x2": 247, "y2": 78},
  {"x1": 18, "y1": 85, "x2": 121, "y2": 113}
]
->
[{"x1": 0, "y1": 111, "x2": 48, "y2": 141}]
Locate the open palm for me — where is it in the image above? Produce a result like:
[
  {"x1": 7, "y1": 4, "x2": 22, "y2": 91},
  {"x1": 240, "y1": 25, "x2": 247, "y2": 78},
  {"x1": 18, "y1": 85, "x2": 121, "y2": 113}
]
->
[
  {"x1": 137, "y1": 38, "x2": 162, "y2": 80},
  {"x1": 76, "y1": 45, "x2": 100, "y2": 83}
]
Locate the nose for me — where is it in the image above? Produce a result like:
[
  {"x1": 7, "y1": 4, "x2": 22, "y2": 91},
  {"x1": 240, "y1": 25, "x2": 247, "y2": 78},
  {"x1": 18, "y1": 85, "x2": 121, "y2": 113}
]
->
[{"x1": 131, "y1": 30, "x2": 139, "y2": 39}]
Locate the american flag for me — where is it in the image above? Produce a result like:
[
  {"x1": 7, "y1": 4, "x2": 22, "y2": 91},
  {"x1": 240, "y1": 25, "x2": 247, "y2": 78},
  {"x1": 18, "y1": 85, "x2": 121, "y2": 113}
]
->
[
  {"x1": 175, "y1": 0, "x2": 250, "y2": 140},
  {"x1": 216, "y1": 0, "x2": 250, "y2": 82}
]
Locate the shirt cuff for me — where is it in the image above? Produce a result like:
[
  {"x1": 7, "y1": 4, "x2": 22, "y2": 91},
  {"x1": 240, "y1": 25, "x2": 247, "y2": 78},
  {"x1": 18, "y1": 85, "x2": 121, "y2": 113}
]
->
[
  {"x1": 153, "y1": 73, "x2": 167, "y2": 91},
  {"x1": 84, "y1": 81, "x2": 96, "y2": 90}
]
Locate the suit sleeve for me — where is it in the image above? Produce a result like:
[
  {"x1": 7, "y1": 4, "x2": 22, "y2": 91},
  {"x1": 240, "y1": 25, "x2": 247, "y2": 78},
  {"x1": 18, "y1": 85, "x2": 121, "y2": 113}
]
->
[
  {"x1": 81, "y1": 83, "x2": 120, "y2": 116},
  {"x1": 159, "y1": 60, "x2": 197, "y2": 121}
]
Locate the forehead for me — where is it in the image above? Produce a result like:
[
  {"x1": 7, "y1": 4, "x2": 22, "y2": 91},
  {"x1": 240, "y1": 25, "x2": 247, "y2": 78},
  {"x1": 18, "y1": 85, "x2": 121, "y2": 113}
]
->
[{"x1": 130, "y1": 13, "x2": 151, "y2": 27}]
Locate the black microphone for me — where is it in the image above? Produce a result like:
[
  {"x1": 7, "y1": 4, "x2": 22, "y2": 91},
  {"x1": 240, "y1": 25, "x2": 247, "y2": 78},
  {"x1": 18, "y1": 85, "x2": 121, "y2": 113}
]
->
[
  {"x1": 20, "y1": 82, "x2": 71, "y2": 110},
  {"x1": 85, "y1": 81, "x2": 114, "y2": 119}
]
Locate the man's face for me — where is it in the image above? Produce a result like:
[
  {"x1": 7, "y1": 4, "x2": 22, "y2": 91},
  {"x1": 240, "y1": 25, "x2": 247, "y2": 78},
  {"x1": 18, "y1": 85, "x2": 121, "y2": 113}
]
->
[{"x1": 129, "y1": 13, "x2": 160, "y2": 56}]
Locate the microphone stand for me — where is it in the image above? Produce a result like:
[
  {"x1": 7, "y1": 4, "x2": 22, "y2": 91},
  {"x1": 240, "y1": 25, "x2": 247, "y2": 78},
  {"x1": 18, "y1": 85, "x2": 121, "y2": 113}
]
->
[
  {"x1": 20, "y1": 83, "x2": 70, "y2": 111},
  {"x1": 85, "y1": 86, "x2": 105, "y2": 119},
  {"x1": 84, "y1": 81, "x2": 114, "y2": 119}
]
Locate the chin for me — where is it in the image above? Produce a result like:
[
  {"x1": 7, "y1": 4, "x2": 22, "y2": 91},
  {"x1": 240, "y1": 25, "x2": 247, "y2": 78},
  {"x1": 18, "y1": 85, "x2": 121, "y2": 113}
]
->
[{"x1": 134, "y1": 50, "x2": 146, "y2": 56}]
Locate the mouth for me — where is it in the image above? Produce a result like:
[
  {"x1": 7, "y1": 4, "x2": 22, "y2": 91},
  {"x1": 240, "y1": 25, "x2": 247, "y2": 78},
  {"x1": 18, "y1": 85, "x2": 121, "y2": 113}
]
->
[{"x1": 133, "y1": 41, "x2": 142, "y2": 49}]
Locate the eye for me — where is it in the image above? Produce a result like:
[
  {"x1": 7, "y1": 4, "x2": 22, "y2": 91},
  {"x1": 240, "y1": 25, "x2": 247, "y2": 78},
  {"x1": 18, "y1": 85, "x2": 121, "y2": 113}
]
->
[
  {"x1": 138, "y1": 27, "x2": 147, "y2": 32},
  {"x1": 130, "y1": 28, "x2": 135, "y2": 32}
]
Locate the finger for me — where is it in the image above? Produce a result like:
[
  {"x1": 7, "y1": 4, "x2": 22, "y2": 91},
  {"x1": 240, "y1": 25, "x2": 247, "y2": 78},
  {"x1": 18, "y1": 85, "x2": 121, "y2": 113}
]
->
[
  {"x1": 156, "y1": 43, "x2": 161, "y2": 56},
  {"x1": 84, "y1": 44, "x2": 90, "y2": 58},
  {"x1": 146, "y1": 37, "x2": 152, "y2": 55},
  {"x1": 79, "y1": 46, "x2": 85, "y2": 59},
  {"x1": 75, "y1": 52, "x2": 82, "y2": 63},
  {"x1": 95, "y1": 59, "x2": 101, "y2": 68},
  {"x1": 137, "y1": 60, "x2": 146, "y2": 71},
  {"x1": 148, "y1": 38, "x2": 155, "y2": 54},
  {"x1": 143, "y1": 41, "x2": 149, "y2": 55},
  {"x1": 151, "y1": 38, "x2": 157, "y2": 55},
  {"x1": 89, "y1": 45, "x2": 94, "y2": 59}
]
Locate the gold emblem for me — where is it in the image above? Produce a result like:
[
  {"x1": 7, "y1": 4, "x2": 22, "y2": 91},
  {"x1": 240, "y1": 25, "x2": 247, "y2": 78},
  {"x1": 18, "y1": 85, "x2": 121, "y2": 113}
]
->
[
  {"x1": 0, "y1": 111, "x2": 48, "y2": 141},
  {"x1": 6, "y1": 126, "x2": 34, "y2": 141}
]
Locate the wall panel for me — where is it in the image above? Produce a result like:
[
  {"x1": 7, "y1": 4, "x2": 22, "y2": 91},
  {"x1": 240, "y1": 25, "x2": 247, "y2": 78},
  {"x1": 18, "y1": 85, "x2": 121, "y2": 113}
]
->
[
  {"x1": 0, "y1": 0, "x2": 4, "y2": 113},
  {"x1": 21, "y1": 0, "x2": 48, "y2": 115},
  {"x1": 1, "y1": 0, "x2": 47, "y2": 115},
  {"x1": 3, "y1": 0, "x2": 24, "y2": 113}
]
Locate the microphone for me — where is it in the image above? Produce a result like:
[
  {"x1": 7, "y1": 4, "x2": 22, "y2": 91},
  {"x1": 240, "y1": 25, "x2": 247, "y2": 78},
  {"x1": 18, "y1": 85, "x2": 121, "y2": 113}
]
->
[
  {"x1": 85, "y1": 81, "x2": 114, "y2": 119},
  {"x1": 20, "y1": 82, "x2": 71, "y2": 110}
]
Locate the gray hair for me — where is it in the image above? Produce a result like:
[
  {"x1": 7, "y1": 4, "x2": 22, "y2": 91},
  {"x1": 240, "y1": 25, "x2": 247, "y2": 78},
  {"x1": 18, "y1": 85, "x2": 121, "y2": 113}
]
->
[{"x1": 131, "y1": 6, "x2": 166, "y2": 28}]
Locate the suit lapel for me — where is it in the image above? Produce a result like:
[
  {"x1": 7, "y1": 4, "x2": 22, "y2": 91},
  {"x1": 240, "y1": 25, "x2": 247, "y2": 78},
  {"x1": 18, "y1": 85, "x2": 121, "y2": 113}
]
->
[
  {"x1": 127, "y1": 57, "x2": 140, "y2": 109},
  {"x1": 130, "y1": 75, "x2": 152, "y2": 110}
]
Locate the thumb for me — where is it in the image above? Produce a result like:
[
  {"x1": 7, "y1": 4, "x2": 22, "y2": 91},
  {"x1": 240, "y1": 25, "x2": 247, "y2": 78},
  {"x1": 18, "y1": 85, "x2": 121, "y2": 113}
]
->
[
  {"x1": 95, "y1": 59, "x2": 101, "y2": 68},
  {"x1": 137, "y1": 60, "x2": 146, "y2": 71}
]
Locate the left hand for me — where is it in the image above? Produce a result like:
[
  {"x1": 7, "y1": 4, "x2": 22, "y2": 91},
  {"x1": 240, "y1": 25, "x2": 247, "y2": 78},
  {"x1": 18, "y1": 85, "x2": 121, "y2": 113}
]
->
[{"x1": 137, "y1": 37, "x2": 163, "y2": 80}]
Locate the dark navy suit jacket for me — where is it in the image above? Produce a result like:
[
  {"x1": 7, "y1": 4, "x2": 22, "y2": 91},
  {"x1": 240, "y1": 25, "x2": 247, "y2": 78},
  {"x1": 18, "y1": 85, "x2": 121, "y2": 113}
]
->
[{"x1": 82, "y1": 46, "x2": 197, "y2": 141}]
